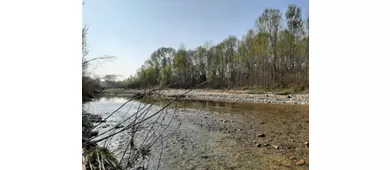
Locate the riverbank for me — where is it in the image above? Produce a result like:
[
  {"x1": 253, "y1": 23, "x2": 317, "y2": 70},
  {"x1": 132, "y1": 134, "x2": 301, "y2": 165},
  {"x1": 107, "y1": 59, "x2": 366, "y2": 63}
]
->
[
  {"x1": 103, "y1": 88, "x2": 309, "y2": 105},
  {"x1": 89, "y1": 97, "x2": 309, "y2": 169}
]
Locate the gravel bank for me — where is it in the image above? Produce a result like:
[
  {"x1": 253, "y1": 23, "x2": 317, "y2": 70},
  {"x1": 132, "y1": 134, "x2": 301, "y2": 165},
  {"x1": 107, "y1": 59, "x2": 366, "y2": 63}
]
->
[{"x1": 103, "y1": 88, "x2": 309, "y2": 105}]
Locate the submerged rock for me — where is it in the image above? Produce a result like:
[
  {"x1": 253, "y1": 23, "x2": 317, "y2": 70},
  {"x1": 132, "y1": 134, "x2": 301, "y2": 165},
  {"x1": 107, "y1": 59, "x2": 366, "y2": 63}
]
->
[
  {"x1": 200, "y1": 155, "x2": 209, "y2": 159},
  {"x1": 114, "y1": 125, "x2": 125, "y2": 129}
]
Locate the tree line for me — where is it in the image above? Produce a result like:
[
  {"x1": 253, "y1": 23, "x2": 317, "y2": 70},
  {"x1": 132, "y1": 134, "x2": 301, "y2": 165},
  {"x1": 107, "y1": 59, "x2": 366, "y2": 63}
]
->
[{"x1": 127, "y1": 4, "x2": 309, "y2": 91}]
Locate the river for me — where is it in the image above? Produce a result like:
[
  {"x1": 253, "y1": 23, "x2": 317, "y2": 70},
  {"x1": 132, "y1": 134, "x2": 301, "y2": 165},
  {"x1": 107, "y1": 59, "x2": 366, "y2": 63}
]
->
[{"x1": 84, "y1": 96, "x2": 309, "y2": 170}]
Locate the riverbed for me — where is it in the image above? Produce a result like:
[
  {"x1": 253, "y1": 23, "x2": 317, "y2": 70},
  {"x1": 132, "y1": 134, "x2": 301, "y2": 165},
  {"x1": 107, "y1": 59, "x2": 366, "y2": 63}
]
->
[{"x1": 85, "y1": 96, "x2": 309, "y2": 170}]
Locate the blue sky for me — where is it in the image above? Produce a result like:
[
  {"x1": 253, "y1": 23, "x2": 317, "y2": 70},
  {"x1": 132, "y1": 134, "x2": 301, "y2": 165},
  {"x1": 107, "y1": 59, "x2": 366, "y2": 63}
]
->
[{"x1": 82, "y1": 0, "x2": 308, "y2": 80}]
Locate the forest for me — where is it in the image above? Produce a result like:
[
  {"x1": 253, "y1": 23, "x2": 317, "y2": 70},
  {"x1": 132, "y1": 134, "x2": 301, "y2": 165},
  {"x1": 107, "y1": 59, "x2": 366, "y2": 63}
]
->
[{"x1": 126, "y1": 5, "x2": 309, "y2": 91}]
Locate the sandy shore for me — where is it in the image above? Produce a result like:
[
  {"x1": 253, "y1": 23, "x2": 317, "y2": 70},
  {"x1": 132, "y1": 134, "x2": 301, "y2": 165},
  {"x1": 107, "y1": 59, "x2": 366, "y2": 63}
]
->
[{"x1": 103, "y1": 88, "x2": 309, "y2": 105}]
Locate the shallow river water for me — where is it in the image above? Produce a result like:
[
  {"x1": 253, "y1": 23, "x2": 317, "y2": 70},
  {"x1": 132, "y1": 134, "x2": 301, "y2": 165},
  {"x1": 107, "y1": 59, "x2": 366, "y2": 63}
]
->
[{"x1": 85, "y1": 96, "x2": 309, "y2": 170}]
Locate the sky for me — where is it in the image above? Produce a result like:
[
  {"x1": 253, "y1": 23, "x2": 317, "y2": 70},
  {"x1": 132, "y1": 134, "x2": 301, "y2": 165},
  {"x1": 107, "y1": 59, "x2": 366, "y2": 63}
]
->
[{"x1": 82, "y1": 0, "x2": 309, "y2": 80}]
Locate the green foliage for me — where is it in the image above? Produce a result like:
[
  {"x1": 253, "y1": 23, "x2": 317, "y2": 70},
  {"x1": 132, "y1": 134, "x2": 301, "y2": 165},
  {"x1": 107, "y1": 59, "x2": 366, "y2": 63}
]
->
[{"x1": 127, "y1": 4, "x2": 308, "y2": 91}]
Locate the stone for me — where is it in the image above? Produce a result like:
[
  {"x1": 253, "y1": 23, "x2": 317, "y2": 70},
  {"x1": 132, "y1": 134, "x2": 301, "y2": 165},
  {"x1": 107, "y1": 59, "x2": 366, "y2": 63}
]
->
[
  {"x1": 114, "y1": 125, "x2": 125, "y2": 129},
  {"x1": 296, "y1": 159, "x2": 305, "y2": 166},
  {"x1": 90, "y1": 131, "x2": 98, "y2": 137},
  {"x1": 289, "y1": 156, "x2": 297, "y2": 160},
  {"x1": 200, "y1": 155, "x2": 209, "y2": 159},
  {"x1": 304, "y1": 142, "x2": 309, "y2": 147},
  {"x1": 262, "y1": 143, "x2": 269, "y2": 147},
  {"x1": 287, "y1": 95, "x2": 292, "y2": 98},
  {"x1": 222, "y1": 120, "x2": 227, "y2": 123},
  {"x1": 272, "y1": 145, "x2": 279, "y2": 149},
  {"x1": 257, "y1": 134, "x2": 265, "y2": 137},
  {"x1": 256, "y1": 143, "x2": 262, "y2": 147}
]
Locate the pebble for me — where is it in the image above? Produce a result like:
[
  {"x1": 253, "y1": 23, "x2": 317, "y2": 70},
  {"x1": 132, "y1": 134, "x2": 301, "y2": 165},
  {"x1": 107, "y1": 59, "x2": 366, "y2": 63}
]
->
[
  {"x1": 272, "y1": 145, "x2": 279, "y2": 149},
  {"x1": 114, "y1": 125, "x2": 124, "y2": 129},
  {"x1": 90, "y1": 131, "x2": 99, "y2": 137},
  {"x1": 289, "y1": 156, "x2": 297, "y2": 160},
  {"x1": 296, "y1": 159, "x2": 305, "y2": 166},
  {"x1": 304, "y1": 142, "x2": 309, "y2": 147},
  {"x1": 257, "y1": 134, "x2": 265, "y2": 137},
  {"x1": 256, "y1": 143, "x2": 262, "y2": 147},
  {"x1": 287, "y1": 95, "x2": 292, "y2": 98}
]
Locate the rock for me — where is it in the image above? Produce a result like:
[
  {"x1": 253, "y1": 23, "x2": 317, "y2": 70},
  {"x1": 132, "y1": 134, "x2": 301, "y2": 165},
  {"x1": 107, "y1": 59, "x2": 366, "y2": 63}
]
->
[
  {"x1": 253, "y1": 141, "x2": 257, "y2": 144},
  {"x1": 272, "y1": 145, "x2": 279, "y2": 149},
  {"x1": 237, "y1": 129, "x2": 242, "y2": 131},
  {"x1": 266, "y1": 94, "x2": 269, "y2": 97},
  {"x1": 257, "y1": 134, "x2": 265, "y2": 137},
  {"x1": 267, "y1": 101, "x2": 271, "y2": 103},
  {"x1": 226, "y1": 130, "x2": 230, "y2": 133},
  {"x1": 304, "y1": 142, "x2": 309, "y2": 147},
  {"x1": 287, "y1": 95, "x2": 292, "y2": 98},
  {"x1": 200, "y1": 155, "x2": 209, "y2": 159},
  {"x1": 296, "y1": 159, "x2": 305, "y2": 166},
  {"x1": 114, "y1": 125, "x2": 125, "y2": 129},
  {"x1": 204, "y1": 116, "x2": 207, "y2": 118},
  {"x1": 256, "y1": 143, "x2": 262, "y2": 147},
  {"x1": 90, "y1": 131, "x2": 98, "y2": 137},
  {"x1": 222, "y1": 120, "x2": 227, "y2": 123},
  {"x1": 231, "y1": 120, "x2": 234, "y2": 122},
  {"x1": 289, "y1": 156, "x2": 297, "y2": 160},
  {"x1": 262, "y1": 143, "x2": 269, "y2": 147}
]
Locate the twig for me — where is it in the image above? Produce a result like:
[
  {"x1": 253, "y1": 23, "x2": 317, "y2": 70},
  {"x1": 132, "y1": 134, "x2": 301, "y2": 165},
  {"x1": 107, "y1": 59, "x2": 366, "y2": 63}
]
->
[{"x1": 156, "y1": 134, "x2": 164, "y2": 170}]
